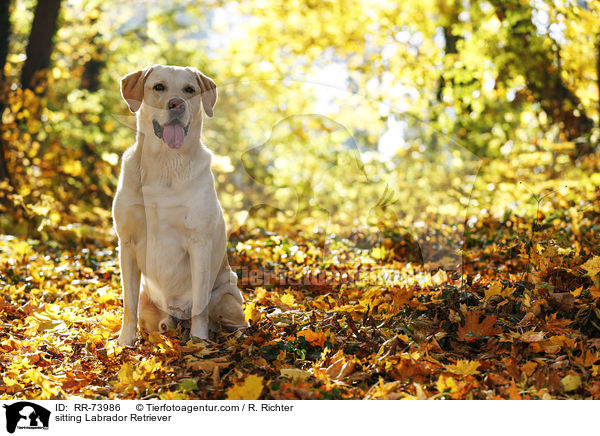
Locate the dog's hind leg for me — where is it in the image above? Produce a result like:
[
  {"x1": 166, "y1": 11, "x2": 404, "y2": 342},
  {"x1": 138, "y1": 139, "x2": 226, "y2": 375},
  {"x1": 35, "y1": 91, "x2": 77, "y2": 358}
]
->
[{"x1": 208, "y1": 256, "x2": 248, "y2": 329}]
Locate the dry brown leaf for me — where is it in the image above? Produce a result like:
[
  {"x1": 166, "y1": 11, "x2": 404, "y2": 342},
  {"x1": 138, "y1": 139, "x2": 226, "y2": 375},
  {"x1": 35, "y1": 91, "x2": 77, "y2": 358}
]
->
[{"x1": 457, "y1": 311, "x2": 501, "y2": 342}]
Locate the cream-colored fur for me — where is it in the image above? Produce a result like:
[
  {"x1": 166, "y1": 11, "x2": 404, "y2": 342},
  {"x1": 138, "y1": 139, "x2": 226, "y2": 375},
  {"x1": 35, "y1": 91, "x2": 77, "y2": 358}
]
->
[{"x1": 113, "y1": 65, "x2": 247, "y2": 346}]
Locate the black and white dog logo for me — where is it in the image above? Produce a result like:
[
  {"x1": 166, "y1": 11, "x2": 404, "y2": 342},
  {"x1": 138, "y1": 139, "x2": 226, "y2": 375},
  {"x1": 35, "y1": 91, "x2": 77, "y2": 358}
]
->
[{"x1": 2, "y1": 402, "x2": 50, "y2": 433}]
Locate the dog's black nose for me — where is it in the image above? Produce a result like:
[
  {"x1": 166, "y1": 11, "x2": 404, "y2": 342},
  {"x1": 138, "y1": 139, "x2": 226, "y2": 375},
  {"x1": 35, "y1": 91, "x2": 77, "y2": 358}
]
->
[{"x1": 168, "y1": 97, "x2": 185, "y2": 113}]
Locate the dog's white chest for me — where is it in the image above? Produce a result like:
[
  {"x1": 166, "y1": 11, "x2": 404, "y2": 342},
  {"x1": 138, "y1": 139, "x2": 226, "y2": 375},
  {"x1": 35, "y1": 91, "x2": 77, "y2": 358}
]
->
[
  {"x1": 141, "y1": 182, "x2": 216, "y2": 231},
  {"x1": 139, "y1": 181, "x2": 222, "y2": 318}
]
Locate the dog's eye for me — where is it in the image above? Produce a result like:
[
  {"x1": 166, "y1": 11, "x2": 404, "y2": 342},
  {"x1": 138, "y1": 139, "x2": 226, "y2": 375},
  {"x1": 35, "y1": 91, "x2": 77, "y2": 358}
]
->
[
  {"x1": 184, "y1": 86, "x2": 195, "y2": 94},
  {"x1": 153, "y1": 83, "x2": 165, "y2": 91}
]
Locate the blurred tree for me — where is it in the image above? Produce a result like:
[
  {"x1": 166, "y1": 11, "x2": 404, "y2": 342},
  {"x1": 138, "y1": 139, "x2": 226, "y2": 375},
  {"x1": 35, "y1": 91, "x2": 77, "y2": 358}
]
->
[
  {"x1": 0, "y1": 0, "x2": 10, "y2": 79},
  {"x1": 597, "y1": 32, "x2": 600, "y2": 123},
  {"x1": 0, "y1": 0, "x2": 62, "y2": 186},
  {"x1": 436, "y1": 0, "x2": 461, "y2": 103},
  {"x1": 489, "y1": 0, "x2": 593, "y2": 152},
  {"x1": 0, "y1": 0, "x2": 12, "y2": 182},
  {"x1": 20, "y1": 0, "x2": 62, "y2": 89},
  {"x1": 228, "y1": 0, "x2": 599, "y2": 157}
]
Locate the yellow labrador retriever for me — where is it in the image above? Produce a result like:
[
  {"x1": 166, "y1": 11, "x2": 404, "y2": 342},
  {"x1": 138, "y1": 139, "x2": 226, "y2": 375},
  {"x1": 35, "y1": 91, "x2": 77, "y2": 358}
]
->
[{"x1": 113, "y1": 65, "x2": 247, "y2": 346}]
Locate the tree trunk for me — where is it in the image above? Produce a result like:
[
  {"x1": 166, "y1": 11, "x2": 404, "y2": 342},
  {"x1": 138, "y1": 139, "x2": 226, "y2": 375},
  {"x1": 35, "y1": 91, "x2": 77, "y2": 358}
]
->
[
  {"x1": 432, "y1": 2, "x2": 461, "y2": 153},
  {"x1": 0, "y1": 0, "x2": 10, "y2": 81},
  {"x1": 436, "y1": 2, "x2": 460, "y2": 103},
  {"x1": 597, "y1": 32, "x2": 600, "y2": 129},
  {"x1": 20, "y1": 0, "x2": 62, "y2": 90},
  {"x1": 0, "y1": 0, "x2": 12, "y2": 183}
]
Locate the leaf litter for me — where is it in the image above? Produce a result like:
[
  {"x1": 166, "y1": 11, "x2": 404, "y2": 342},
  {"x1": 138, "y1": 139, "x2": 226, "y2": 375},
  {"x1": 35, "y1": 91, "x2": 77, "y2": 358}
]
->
[{"x1": 1, "y1": 190, "x2": 600, "y2": 400}]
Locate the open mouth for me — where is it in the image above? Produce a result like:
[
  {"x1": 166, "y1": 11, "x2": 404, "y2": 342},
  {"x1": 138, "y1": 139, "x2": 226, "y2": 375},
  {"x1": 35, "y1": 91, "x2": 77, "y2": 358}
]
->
[{"x1": 153, "y1": 120, "x2": 190, "y2": 149}]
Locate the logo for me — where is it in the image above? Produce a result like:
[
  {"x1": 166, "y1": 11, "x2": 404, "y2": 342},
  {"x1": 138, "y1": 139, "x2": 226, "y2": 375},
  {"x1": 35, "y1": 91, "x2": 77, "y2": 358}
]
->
[{"x1": 2, "y1": 402, "x2": 50, "y2": 434}]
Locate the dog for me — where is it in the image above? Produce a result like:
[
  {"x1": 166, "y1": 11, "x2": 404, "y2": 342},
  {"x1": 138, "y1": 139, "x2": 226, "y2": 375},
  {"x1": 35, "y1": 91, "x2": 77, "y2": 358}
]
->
[{"x1": 113, "y1": 65, "x2": 247, "y2": 346}]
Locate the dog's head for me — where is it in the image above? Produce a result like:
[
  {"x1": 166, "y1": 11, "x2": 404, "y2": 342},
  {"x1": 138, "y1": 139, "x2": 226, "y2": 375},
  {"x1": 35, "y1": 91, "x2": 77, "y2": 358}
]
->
[{"x1": 120, "y1": 64, "x2": 217, "y2": 149}]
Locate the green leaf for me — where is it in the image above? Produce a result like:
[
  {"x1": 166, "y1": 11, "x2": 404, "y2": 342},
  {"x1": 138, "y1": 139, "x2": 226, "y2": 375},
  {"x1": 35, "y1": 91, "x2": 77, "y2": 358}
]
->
[{"x1": 178, "y1": 379, "x2": 198, "y2": 393}]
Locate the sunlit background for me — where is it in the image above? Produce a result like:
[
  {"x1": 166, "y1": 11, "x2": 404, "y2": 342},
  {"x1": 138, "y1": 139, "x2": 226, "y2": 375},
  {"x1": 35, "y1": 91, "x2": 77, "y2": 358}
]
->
[{"x1": 1, "y1": 0, "x2": 599, "y2": 260}]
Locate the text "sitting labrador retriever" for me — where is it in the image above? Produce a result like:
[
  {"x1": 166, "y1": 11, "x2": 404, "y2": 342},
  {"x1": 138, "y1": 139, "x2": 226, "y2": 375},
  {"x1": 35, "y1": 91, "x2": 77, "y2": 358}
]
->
[{"x1": 113, "y1": 64, "x2": 247, "y2": 346}]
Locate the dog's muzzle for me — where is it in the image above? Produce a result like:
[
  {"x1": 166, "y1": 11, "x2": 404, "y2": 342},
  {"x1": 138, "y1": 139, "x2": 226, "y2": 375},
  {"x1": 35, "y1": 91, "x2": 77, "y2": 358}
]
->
[{"x1": 151, "y1": 97, "x2": 191, "y2": 149}]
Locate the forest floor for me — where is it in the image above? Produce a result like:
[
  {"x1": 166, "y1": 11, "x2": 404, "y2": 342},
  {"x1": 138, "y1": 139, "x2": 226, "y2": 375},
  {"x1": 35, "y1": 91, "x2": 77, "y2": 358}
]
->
[{"x1": 1, "y1": 180, "x2": 600, "y2": 400}]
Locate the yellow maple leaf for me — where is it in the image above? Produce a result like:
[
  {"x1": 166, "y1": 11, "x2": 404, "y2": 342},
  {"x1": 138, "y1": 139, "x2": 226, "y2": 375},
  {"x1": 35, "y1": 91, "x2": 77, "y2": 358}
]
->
[
  {"x1": 255, "y1": 287, "x2": 268, "y2": 302},
  {"x1": 444, "y1": 360, "x2": 481, "y2": 376},
  {"x1": 484, "y1": 282, "x2": 514, "y2": 301},
  {"x1": 280, "y1": 292, "x2": 295, "y2": 306},
  {"x1": 134, "y1": 357, "x2": 162, "y2": 380},
  {"x1": 581, "y1": 256, "x2": 600, "y2": 278},
  {"x1": 226, "y1": 374, "x2": 264, "y2": 400},
  {"x1": 484, "y1": 282, "x2": 503, "y2": 301},
  {"x1": 117, "y1": 363, "x2": 134, "y2": 384}
]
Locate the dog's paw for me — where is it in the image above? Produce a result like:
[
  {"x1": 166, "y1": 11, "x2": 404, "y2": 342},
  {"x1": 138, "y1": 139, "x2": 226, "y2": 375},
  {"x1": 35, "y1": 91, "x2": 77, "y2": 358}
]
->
[
  {"x1": 210, "y1": 293, "x2": 248, "y2": 329},
  {"x1": 117, "y1": 329, "x2": 137, "y2": 347},
  {"x1": 190, "y1": 320, "x2": 209, "y2": 341}
]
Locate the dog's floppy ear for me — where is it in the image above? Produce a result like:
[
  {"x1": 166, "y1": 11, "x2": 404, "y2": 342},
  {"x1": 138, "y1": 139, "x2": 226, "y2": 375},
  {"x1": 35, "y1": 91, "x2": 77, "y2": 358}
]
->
[
  {"x1": 193, "y1": 68, "x2": 217, "y2": 117},
  {"x1": 121, "y1": 65, "x2": 155, "y2": 113}
]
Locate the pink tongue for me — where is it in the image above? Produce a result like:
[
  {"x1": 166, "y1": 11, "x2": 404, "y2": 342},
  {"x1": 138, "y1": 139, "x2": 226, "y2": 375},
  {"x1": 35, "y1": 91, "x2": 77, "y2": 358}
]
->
[{"x1": 163, "y1": 124, "x2": 185, "y2": 149}]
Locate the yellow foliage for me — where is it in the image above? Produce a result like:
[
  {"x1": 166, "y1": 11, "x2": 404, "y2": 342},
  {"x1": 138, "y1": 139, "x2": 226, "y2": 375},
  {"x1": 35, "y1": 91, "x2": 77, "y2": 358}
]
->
[
  {"x1": 371, "y1": 246, "x2": 394, "y2": 261},
  {"x1": 280, "y1": 368, "x2": 311, "y2": 381},
  {"x1": 226, "y1": 374, "x2": 264, "y2": 400},
  {"x1": 24, "y1": 368, "x2": 60, "y2": 400},
  {"x1": 436, "y1": 375, "x2": 460, "y2": 394},
  {"x1": 116, "y1": 357, "x2": 162, "y2": 392},
  {"x1": 560, "y1": 374, "x2": 582, "y2": 392},
  {"x1": 484, "y1": 282, "x2": 514, "y2": 301},
  {"x1": 581, "y1": 257, "x2": 600, "y2": 278},
  {"x1": 99, "y1": 311, "x2": 122, "y2": 333},
  {"x1": 62, "y1": 160, "x2": 83, "y2": 177},
  {"x1": 444, "y1": 360, "x2": 481, "y2": 376},
  {"x1": 280, "y1": 292, "x2": 295, "y2": 306}
]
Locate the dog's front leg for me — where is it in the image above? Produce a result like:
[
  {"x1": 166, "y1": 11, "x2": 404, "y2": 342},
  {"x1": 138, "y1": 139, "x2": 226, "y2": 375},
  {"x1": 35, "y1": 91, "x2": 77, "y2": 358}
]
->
[
  {"x1": 117, "y1": 241, "x2": 141, "y2": 346},
  {"x1": 189, "y1": 240, "x2": 212, "y2": 340}
]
